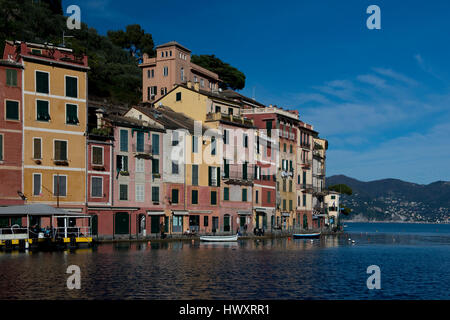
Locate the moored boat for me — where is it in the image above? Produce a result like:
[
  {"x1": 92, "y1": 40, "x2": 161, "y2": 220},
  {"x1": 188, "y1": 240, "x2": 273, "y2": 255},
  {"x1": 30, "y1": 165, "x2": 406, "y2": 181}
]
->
[
  {"x1": 200, "y1": 234, "x2": 238, "y2": 242},
  {"x1": 293, "y1": 233, "x2": 321, "y2": 239}
]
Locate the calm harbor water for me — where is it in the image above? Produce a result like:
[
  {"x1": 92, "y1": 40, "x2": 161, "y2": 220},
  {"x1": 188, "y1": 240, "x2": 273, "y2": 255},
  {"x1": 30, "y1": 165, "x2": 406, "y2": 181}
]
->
[{"x1": 0, "y1": 222, "x2": 449, "y2": 300}]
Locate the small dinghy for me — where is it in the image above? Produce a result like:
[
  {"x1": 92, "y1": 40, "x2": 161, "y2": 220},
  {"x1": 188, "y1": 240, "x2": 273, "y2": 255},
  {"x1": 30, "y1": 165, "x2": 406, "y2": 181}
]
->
[
  {"x1": 293, "y1": 233, "x2": 321, "y2": 239},
  {"x1": 200, "y1": 234, "x2": 238, "y2": 242}
]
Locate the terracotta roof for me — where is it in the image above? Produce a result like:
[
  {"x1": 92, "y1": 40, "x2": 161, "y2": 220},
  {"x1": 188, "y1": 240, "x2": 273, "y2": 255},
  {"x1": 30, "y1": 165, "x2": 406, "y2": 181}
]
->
[
  {"x1": 132, "y1": 104, "x2": 210, "y2": 135},
  {"x1": 156, "y1": 41, "x2": 191, "y2": 53},
  {"x1": 220, "y1": 90, "x2": 266, "y2": 107},
  {"x1": 0, "y1": 59, "x2": 23, "y2": 68}
]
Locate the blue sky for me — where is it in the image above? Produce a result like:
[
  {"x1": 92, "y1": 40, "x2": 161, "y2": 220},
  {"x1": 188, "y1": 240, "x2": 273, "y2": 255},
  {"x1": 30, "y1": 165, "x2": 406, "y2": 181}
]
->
[{"x1": 62, "y1": 0, "x2": 450, "y2": 184}]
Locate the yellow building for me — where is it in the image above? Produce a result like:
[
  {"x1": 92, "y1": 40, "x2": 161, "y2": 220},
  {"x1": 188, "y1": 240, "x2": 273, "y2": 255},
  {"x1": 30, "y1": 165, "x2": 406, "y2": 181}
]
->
[{"x1": 14, "y1": 41, "x2": 89, "y2": 214}]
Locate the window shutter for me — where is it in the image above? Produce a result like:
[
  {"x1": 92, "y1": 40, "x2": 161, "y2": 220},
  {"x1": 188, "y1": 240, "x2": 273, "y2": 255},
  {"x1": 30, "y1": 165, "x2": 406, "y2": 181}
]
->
[
  {"x1": 137, "y1": 132, "x2": 144, "y2": 152},
  {"x1": 36, "y1": 71, "x2": 49, "y2": 94},
  {"x1": 66, "y1": 77, "x2": 78, "y2": 98},
  {"x1": 192, "y1": 165, "x2": 198, "y2": 186},
  {"x1": 33, "y1": 175, "x2": 41, "y2": 196},
  {"x1": 224, "y1": 159, "x2": 229, "y2": 178},
  {"x1": 120, "y1": 130, "x2": 128, "y2": 152},
  {"x1": 6, "y1": 101, "x2": 19, "y2": 120},
  {"x1": 208, "y1": 166, "x2": 212, "y2": 186},
  {"x1": 37, "y1": 100, "x2": 49, "y2": 121},
  {"x1": 34, "y1": 139, "x2": 41, "y2": 159}
]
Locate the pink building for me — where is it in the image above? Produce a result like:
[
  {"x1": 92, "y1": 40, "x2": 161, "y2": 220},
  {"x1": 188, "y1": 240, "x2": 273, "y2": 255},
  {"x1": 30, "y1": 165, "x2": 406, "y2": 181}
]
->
[
  {"x1": 86, "y1": 112, "x2": 165, "y2": 239},
  {"x1": 140, "y1": 41, "x2": 220, "y2": 102},
  {"x1": 0, "y1": 58, "x2": 24, "y2": 206}
]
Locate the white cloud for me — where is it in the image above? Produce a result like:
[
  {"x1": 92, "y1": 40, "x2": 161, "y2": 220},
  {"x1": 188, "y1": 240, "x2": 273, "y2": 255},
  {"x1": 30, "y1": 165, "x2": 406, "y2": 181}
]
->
[
  {"x1": 357, "y1": 74, "x2": 388, "y2": 88},
  {"x1": 372, "y1": 68, "x2": 419, "y2": 86}
]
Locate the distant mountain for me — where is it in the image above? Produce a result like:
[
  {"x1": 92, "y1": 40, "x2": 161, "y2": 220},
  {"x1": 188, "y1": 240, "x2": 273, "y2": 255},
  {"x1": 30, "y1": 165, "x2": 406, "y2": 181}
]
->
[{"x1": 326, "y1": 175, "x2": 450, "y2": 222}]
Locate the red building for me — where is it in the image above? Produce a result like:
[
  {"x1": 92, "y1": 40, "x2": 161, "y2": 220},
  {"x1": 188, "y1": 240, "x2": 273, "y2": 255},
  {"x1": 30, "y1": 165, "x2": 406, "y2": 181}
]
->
[{"x1": 0, "y1": 58, "x2": 24, "y2": 206}]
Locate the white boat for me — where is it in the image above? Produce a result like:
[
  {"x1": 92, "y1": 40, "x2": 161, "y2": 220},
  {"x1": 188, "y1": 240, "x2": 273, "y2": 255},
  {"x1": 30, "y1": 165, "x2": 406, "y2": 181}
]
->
[{"x1": 200, "y1": 234, "x2": 238, "y2": 242}]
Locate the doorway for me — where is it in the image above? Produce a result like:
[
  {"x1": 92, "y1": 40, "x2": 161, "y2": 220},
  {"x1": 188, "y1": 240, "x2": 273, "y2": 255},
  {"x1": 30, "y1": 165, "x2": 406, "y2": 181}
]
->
[
  {"x1": 150, "y1": 215, "x2": 160, "y2": 234},
  {"x1": 115, "y1": 212, "x2": 129, "y2": 235},
  {"x1": 189, "y1": 215, "x2": 200, "y2": 232}
]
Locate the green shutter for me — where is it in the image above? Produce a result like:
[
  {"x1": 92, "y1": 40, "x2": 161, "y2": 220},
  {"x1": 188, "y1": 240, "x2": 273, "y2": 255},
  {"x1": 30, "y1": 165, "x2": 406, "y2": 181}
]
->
[
  {"x1": 172, "y1": 189, "x2": 179, "y2": 203},
  {"x1": 55, "y1": 141, "x2": 67, "y2": 161},
  {"x1": 66, "y1": 104, "x2": 78, "y2": 124},
  {"x1": 208, "y1": 166, "x2": 212, "y2": 186},
  {"x1": 211, "y1": 191, "x2": 217, "y2": 205},
  {"x1": 33, "y1": 139, "x2": 41, "y2": 159},
  {"x1": 36, "y1": 71, "x2": 49, "y2": 94},
  {"x1": 66, "y1": 76, "x2": 78, "y2": 98},
  {"x1": 224, "y1": 160, "x2": 229, "y2": 178},
  {"x1": 37, "y1": 100, "x2": 49, "y2": 121},
  {"x1": 120, "y1": 130, "x2": 128, "y2": 151},
  {"x1": 6, "y1": 69, "x2": 17, "y2": 87},
  {"x1": 5, "y1": 101, "x2": 19, "y2": 120},
  {"x1": 224, "y1": 188, "x2": 229, "y2": 201},
  {"x1": 217, "y1": 167, "x2": 220, "y2": 187},
  {"x1": 192, "y1": 190, "x2": 198, "y2": 204}
]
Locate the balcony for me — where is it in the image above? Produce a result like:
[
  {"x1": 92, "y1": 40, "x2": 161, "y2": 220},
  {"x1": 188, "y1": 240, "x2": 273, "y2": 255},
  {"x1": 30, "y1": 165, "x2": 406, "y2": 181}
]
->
[
  {"x1": 301, "y1": 143, "x2": 311, "y2": 150},
  {"x1": 223, "y1": 164, "x2": 255, "y2": 186},
  {"x1": 132, "y1": 144, "x2": 153, "y2": 159},
  {"x1": 313, "y1": 150, "x2": 325, "y2": 159},
  {"x1": 301, "y1": 184, "x2": 314, "y2": 194},
  {"x1": 280, "y1": 169, "x2": 294, "y2": 179},
  {"x1": 301, "y1": 160, "x2": 312, "y2": 168},
  {"x1": 206, "y1": 112, "x2": 254, "y2": 127}
]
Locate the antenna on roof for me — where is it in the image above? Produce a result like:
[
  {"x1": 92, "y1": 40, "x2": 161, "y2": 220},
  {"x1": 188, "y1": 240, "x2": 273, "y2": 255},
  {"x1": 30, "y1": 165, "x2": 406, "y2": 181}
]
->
[{"x1": 62, "y1": 31, "x2": 74, "y2": 47}]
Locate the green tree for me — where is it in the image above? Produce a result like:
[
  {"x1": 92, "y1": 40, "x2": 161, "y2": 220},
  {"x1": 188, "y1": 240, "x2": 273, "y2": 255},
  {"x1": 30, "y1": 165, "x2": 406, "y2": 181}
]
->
[
  {"x1": 340, "y1": 206, "x2": 352, "y2": 215},
  {"x1": 107, "y1": 24, "x2": 155, "y2": 62},
  {"x1": 328, "y1": 184, "x2": 353, "y2": 196},
  {"x1": 191, "y1": 54, "x2": 246, "y2": 90}
]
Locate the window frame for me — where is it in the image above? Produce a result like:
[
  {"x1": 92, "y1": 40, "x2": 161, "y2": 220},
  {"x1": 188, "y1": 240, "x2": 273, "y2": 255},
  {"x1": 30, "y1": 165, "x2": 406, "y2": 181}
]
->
[
  {"x1": 119, "y1": 129, "x2": 128, "y2": 152},
  {"x1": 53, "y1": 139, "x2": 68, "y2": 161},
  {"x1": 92, "y1": 146, "x2": 104, "y2": 166},
  {"x1": 64, "y1": 75, "x2": 79, "y2": 98},
  {"x1": 65, "y1": 103, "x2": 79, "y2": 125},
  {"x1": 52, "y1": 174, "x2": 67, "y2": 197},
  {"x1": 119, "y1": 184, "x2": 128, "y2": 201},
  {"x1": 6, "y1": 69, "x2": 18, "y2": 87},
  {"x1": 152, "y1": 186, "x2": 160, "y2": 202},
  {"x1": 135, "y1": 183, "x2": 145, "y2": 202},
  {"x1": 36, "y1": 99, "x2": 50, "y2": 122},
  {"x1": 33, "y1": 137, "x2": 42, "y2": 160},
  {"x1": 91, "y1": 176, "x2": 103, "y2": 198},
  {"x1": 191, "y1": 189, "x2": 199, "y2": 205},
  {"x1": 32, "y1": 173, "x2": 42, "y2": 196},
  {"x1": 4, "y1": 99, "x2": 20, "y2": 121},
  {"x1": 35, "y1": 70, "x2": 50, "y2": 94}
]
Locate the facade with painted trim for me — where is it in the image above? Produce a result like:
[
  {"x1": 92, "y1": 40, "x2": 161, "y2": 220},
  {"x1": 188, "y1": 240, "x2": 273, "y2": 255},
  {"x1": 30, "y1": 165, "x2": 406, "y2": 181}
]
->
[{"x1": 3, "y1": 41, "x2": 89, "y2": 216}]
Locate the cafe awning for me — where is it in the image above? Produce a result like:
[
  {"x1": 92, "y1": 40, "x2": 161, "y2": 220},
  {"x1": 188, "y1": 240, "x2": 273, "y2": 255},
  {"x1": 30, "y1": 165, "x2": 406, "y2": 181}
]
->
[
  {"x1": 172, "y1": 210, "x2": 189, "y2": 216},
  {"x1": 0, "y1": 204, "x2": 71, "y2": 216},
  {"x1": 147, "y1": 211, "x2": 165, "y2": 216}
]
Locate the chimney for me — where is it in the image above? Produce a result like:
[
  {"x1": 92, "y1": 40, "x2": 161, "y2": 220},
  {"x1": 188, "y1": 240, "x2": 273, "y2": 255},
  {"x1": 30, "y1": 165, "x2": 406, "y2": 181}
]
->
[
  {"x1": 187, "y1": 81, "x2": 192, "y2": 89},
  {"x1": 95, "y1": 109, "x2": 104, "y2": 129},
  {"x1": 194, "y1": 82, "x2": 200, "y2": 91}
]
